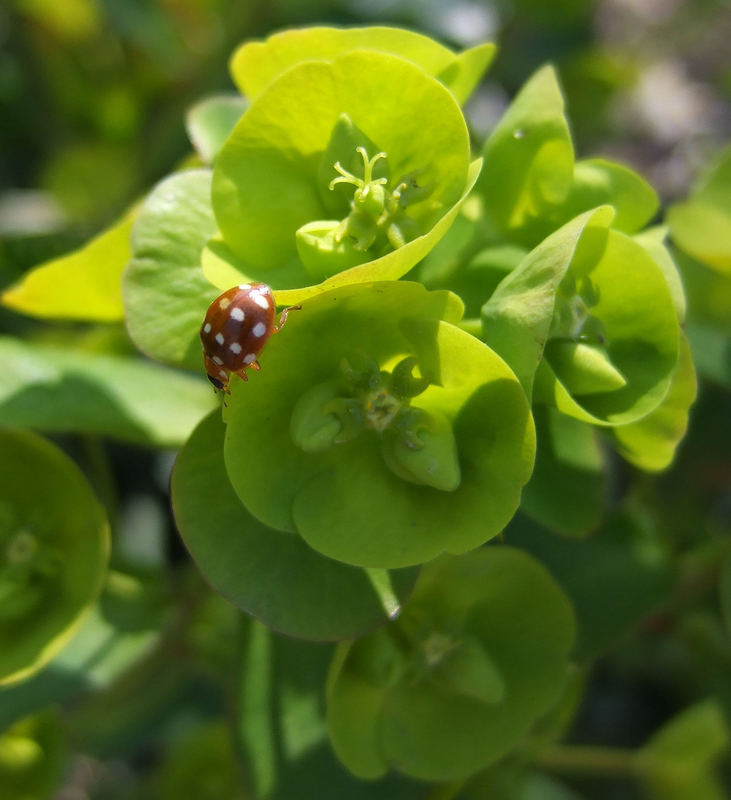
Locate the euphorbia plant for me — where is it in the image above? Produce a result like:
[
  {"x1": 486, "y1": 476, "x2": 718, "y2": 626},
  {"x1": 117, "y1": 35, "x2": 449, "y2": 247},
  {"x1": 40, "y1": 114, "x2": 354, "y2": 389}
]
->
[{"x1": 1, "y1": 22, "x2": 726, "y2": 800}]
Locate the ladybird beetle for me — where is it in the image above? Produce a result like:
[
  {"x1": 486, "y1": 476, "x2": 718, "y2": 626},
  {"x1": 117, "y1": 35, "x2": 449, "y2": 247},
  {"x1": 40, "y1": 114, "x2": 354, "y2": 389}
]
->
[{"x1": 200, "y1": 283, "x2": 300, "y2": 394}]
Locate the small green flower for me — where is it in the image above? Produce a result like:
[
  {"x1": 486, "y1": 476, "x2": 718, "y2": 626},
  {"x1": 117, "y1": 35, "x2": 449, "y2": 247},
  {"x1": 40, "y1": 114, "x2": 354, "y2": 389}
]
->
[
  {"x1": 326, "y1": 547, "x2": 576, "y2": 781},
  {"x1": 221, "y1": 281, "x2": 535, "y2": 569},
  {"x1": 482, "y1": 208, "x2": 681, "y2": 426},
  {"x1": 207, "y1": 51, "x2": 480, "y2": 304}
]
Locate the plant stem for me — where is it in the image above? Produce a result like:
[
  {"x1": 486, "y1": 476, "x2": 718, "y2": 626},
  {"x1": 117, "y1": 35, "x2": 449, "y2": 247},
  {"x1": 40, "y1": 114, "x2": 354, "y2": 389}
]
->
[
  {"x1": 79, "y1": 435, "x2": 118, "y2": 533},
  {"x1": 365, "y1": 568, "x2": 402, "y2": 619},
  {"x1": 458, "y1": 318, "x2": 483, "y2": 338},
  {"x1": 426, "y1": 780, "x2": 467, "y2": 800},
  {"x1": 536, "y1": 744, "x2": 638, "y2": 777}
]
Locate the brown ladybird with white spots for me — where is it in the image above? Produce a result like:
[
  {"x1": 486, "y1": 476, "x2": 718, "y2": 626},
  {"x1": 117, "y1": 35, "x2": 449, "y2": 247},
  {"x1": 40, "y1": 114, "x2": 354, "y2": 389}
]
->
[{"x1": 200, "y1": 283, "x2": 299, "y2": 394}]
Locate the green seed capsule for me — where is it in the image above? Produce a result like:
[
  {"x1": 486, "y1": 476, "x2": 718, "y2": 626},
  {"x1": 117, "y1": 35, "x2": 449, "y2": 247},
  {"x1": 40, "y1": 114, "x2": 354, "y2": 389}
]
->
[{"x1": 381, "y1": 408, "x2": 461, "y2": 491}]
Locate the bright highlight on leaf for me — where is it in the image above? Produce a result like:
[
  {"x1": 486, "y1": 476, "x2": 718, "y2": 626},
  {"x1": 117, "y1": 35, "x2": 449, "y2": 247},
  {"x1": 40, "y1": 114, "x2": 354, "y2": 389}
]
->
[
  {"x1": 229, "y1": 26, "x2": 495, "y2": 104},
  {"x1": 2, "y1": 205, "x2": 136, "y2": 321},
  {"x1": 210, "y1": 50, "x2": 475, "y2": 300}
]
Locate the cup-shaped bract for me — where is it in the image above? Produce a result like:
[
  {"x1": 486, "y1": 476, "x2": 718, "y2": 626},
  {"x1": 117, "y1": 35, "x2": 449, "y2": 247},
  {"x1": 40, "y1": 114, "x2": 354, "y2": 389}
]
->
[
  {"x1": 209, "y1": 51, "x2": 478, "y2": 305},
  {"x1": 172, "y1": 410, "x2": 419, "y2": 640},
  {"x1": 326, "y1": 547, "x2": 576, "y2": 781},
  {"x1": 476, "y1": 65, "x2": 658, "y2": 250},
  {"x1": 221, "y1": 282, "x2": 535, "y2": 570},
  {"x1": 482, "y1": 208, "x2": 681, "y2": 426},
  {"x1": 0, "y1": 429, "x2": 109, "y2": 685},
  {"x1": 668, "y1": 143, "x2": 731, "y2": 275},
  {"x1": 229, "y1": 26, "x2": 495, "y2": 105}
]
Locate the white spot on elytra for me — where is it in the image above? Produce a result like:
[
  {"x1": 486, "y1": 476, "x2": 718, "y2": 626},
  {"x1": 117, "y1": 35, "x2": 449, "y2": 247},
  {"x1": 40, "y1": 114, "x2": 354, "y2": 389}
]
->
[
  {"x1": 251, "y1": 291, "x2": 269, "y2": 310},
  {"x1": 203, "y1": 322, "x2": 211, "y2": 333},
  {"x1": 219, "y1": 297, "x2": 231, "y2": 310},
  {"x1": 243, "y1": 353, "x2": 257, "y2": 364},
  {"x1": 229, "y1": 342, "x2": 242, "y2": 354},
  {"x1": 230, "y1": 307, "x2": 245, "y2": 322},
  {"x1": 238, "y1": 283, "x2": 251, "y2": 290},
  {"x1": 252, "y1": 322, "x2": 267, "y2": 338},
  {"x1": 212, "y1": 356, "x2": 223, "y2": 365},
  {"x1": 219, "y1": 369, "x2": 227, "y2": 379},
  {"x1": 215, "y1": 332, "x2": 225, "y2": 345}
]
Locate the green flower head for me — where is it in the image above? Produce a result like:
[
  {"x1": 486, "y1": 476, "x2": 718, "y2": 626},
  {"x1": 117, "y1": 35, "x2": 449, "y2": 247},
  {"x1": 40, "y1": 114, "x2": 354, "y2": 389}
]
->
[
  {"x1": 327, "y1": 548, "x2": 575, "y2": 781},
  {"x1": 220, "y1": 282, "x2": 535, "y2": 569},
  {"x1": 207, "y1": 50, "x2": 480, "y2": 304}
]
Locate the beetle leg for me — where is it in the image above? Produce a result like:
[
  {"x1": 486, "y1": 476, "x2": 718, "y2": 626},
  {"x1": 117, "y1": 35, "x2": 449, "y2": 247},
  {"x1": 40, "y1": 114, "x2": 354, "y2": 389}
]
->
[{"x1": 274, "y1": 305, "x2": 302, "y2": 332}]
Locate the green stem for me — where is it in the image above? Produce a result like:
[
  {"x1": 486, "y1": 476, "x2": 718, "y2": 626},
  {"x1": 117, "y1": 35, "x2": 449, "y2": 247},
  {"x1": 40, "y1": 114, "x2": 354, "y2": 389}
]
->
[
  {"x1": 536, "y1": 744, "x2": 638, "y2": 777},
  {"x1": 458, "y1": 318, "x2": 483, "y2": 338},
  {"x1": 364, "y1": 568, "x2": 402, "y2": 619},
  {"x1": 79, "y1": 435, "x2": 118, "y2": 534},
  {"x1": 426, "y1": 780, "x2": 467, "y2": 800}
]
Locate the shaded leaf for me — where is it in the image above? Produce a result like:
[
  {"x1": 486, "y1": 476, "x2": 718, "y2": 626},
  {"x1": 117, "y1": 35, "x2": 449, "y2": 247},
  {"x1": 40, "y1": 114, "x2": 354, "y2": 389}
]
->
[
  {"x1": 172, "y1": 411, "x2": 419, "y2": 640},
  {"x1": 185, "y1": 94, "x2": 249, "y2": 164},
  {"x1": 0, "y1": 429, "x2": 109, "y2": 685},
  {"x1": 123, "y1": 169, "x2": 220, "y2": 370},
  {"x1": 0, "y1": 336, "x2": 215, "y2": 447}
]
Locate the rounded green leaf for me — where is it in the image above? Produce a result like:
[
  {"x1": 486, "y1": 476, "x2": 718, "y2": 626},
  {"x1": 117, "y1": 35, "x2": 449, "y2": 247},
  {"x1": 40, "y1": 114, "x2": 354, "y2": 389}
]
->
[
  {"x1": 0, "y1": 336, "x2": 215, "y2": 448},
  {"x1": 611, "y1": 332, "x2": 697, "y2": 471},
  {"x1": 185, "y1": 94, "x2": 249, "y2": 164},
  {"x1": 1, "y1": 205, "x2": 135, "y2": 321},
  {"x1": 211, "y1": 51, "x2": 472, "y2": 297},
  {"x1": 637, "y1": 701, "x2": 729, "y2": 800},
  {"x1": 327, "y1": 547, "x2": 576, "y2": 781},
  {"x1": 172, "y1": 410, "x2": 418, "y2": 640},
  {"x1": 668, "y1": 202, "x2": 731, "y2": 275},
  {"x1": 476, "y1": 65, "x2": 657, "y2": 249},
  {"x1": 229, "y1": 26, "x2": 495, "y2": 104},
  {"x1": 668, "y1": 144, "x2": 731, "y2": 275},
  {"x1": 0, "y1": 428, "x2": 109, "y2": 685},
  {"x1": 560, "y1": 158, "x2": 658, "y2": 234},
  {"x1": 222, "y1": 282, "x2": 535, "y2": 569},
  {"x1": 534, "y1": 228, "x2": 680, "y2": 425},
  {"x1": 123, "y1": 169, "x2": 220, "y2": 370},
  {"x1": 477, "y1": 64, "x2": 574, "y2": 242},
  {"x1": 634, "y1": 226, "x2": 687, "y2": 322},
  {"x1": 481, "y1": 206, "x2": 615, "y2": 396}
]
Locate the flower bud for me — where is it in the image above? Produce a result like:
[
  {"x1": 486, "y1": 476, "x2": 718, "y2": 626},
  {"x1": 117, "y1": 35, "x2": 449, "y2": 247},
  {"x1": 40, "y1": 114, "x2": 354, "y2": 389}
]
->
[
  {"x1": 290, "y1": 380, "x2": 360, "y2": 453},
  {"x1": 546, "y1": 339, "x2": 627, "y2": 396},
  {"x1": 296, "y1": 220, "x2": 368, "y2": 278}
]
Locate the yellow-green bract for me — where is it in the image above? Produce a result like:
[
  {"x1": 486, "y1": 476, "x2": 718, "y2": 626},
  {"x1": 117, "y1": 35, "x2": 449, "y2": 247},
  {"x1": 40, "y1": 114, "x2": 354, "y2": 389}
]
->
[{"x1": 221, "y1": 282, "x2": 535, "y2": 570}]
